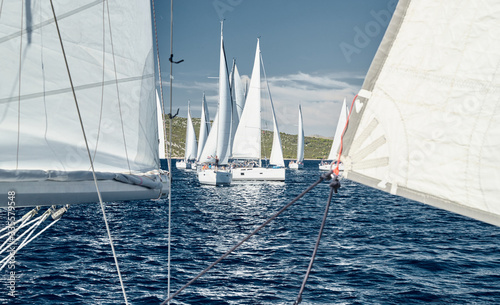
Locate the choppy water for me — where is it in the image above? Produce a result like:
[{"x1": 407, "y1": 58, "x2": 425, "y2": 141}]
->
[{"x1": 1, "y1": 160, "x2": 500, "y2": 304}]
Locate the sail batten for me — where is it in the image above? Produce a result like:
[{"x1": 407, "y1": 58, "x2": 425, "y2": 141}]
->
[{"x1": 342, "y1": 0, "x2": 500, "y2": 226}]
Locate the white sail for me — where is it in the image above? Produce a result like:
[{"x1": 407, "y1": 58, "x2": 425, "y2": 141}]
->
[
  {"x1": 1, "y1": 0, "x2": 158, "y2": 172},
  {"x1": 0, "y1": 1, "x2": 167, "y2": 206},
  {"x1": 268, "y1": 84, "x2": 284, "y2": 167},
  {"x1": 184, "y1": 101, "x2": 198, "y2": 161},
  {"x1": 232, "y1": 39, "x2": 262, "y2": 160},
  {"x1": 199, "y1": 24, "x2": 232, "y2": 165},
  {"x1": 228, "y1": 60, "x2": 239, "y2": 159},
  {"x1": 296, "y1": 105, "x2": 304, "y2": 163},
  {"x1": 327, "y1": 98, "x2": 348, "y2": 160},
  {"x1": 233, "y1": 63, "x2": 246, "y2": 119},
  {"x1": 156, "y1": 90, "x2": 166, "y2": 159},
  {"x1": 196, "y1": 93, "x2": 211, "y2": 161},
  {"x1": 342, "y1": 0, "x2": 500, "y2": 226}
]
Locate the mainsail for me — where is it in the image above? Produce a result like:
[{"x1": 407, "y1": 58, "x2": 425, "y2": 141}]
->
[
  {"x1": 341, "y1": 0, "x2": 500, "y2": 226},
  {"x1": 198, "y1": 23, "x2": 232, "y2": 165},
  {"x1": 232, "y1": 39, "x2": 262, "y2": 160},
  {"x1": 0, "y1": 1, "x2": 167, "y2": 206}
]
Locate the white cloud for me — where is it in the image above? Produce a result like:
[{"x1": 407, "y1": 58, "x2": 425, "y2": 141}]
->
[{"x1": 263, "y1": 72, "x2": 361, "y2": 137}]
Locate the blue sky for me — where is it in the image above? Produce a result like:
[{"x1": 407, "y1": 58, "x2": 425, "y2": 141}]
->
[{"x1": 153, "y1": 0, "x2": 397, "y2": 137}]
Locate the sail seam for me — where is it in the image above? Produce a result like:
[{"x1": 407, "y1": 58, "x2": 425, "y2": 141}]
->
[{"x1": 0, "y1": 74, "x2": 154, "y2": 104}]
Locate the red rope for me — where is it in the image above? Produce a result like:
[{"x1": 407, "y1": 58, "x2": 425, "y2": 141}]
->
[{"x1": 333, "y1": 94, "x2": 358, "y2": 176}]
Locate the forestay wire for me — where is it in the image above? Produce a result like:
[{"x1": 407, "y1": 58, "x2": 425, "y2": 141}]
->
[
  {"x1": 49, "y1": 1, "x2": 129, "y2": 304},
  {"x1": 151, "y1": 0, "x2": 174, "y2": 302},
  {"x1": 161, "y1": 171, "x2": 337, "y2": 304}
]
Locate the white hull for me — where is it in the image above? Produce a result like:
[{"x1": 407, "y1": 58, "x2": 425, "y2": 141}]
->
[
  {"x1": 288, "y1": 162, "x2": 304, "y2": 170},
  {"x1": 176, "y1": 160, "x2": 192, "y2": 169},
  {"x1": 232, "y1": 167, "x2": 285, "y2": 181},
  {"x1": 197, "y1": 168, "x2": 232, "y2": 186}
]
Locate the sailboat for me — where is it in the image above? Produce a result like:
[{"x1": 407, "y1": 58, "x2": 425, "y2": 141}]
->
[
  {"x1": 289, "y1": 105, "x2": 304, "y2": 169},
  {"x1": 0, "y1": 0, "x2": 169, "y2": 207},
  {"x1": 341, "y1": 0, "x2": 500, "y2": 227},
  {"x1": 319, "y1": 98, "x2": 348, "y2": 171},
  {"x1": 231, "y1": 39, "x2": 286, "y2": 181},
  {"x1": 196, "y1": 22, "x2": 232, "y2": 186},
  {"x1": 195, "y1": 93, "x2": 211, "y2": 168},
  {"x1": 176, "y1": 101, "x2": 197, "y2": 169}
]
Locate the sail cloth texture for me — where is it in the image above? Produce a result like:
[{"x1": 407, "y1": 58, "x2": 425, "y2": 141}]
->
[
  {"x1": 342, "y1": 0, "x2": 500, "y2": 226},
  {"x1": 231, "y1": 40, "x2": 262, "y2": 160},
  {"x1": 0, "y1": 0, "x2": 158, "y2": 174}
]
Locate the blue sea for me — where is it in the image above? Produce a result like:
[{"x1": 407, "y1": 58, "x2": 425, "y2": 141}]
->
[{"x1": 1, "y1": 160, "x2": 500, "y2": 304}]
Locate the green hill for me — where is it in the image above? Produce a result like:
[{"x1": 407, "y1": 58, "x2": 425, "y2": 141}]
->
[{"x1": 163, "y1": 116, "x2": 332, "y2": 159}]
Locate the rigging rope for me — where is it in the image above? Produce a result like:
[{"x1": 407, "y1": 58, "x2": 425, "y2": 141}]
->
[
  {"x1": 0, "y1": 206, "x2": 68, "y2": 272},
  {"x1": 49, "y1": 1, "x2": 128, "y2": 304},
  {"x1": 151, "y1": 0, "x2": 177, "y2": 302},
  {"x1": 294, "y1": 175, "x2": 340, "y2": 304},
  {"x1": 160, "y1": 171, "x2": 334, "y2": 304}
]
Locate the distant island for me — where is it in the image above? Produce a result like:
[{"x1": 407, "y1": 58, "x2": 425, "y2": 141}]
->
[{"x1": 163, "y1": 116, "x2": 332, "y2": 159}]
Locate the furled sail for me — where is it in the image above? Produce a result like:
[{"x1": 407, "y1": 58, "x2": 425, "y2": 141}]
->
[
  {"x1": 341, "y1": 0, "x2": 500, "y2": 226},
  {"x1": 0, "y1": 1, "x2": 166, "y2": 206},
  {"x1": 184, "y1": 101, "x2": 198, "y2": 161},
  {"x1": 232, "y1": 39, "x2": 262, "y2": 160}
]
